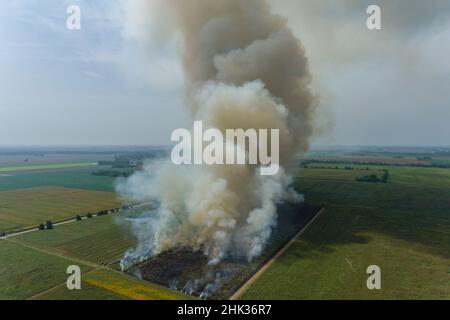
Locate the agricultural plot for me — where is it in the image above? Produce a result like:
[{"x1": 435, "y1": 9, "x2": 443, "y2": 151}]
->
[
  {"x1": 241, "y1": 166, "x2": 450, "y2": 299},
  {"x1": 128, "y1": 203, "x2": 322, "y2": 299},
  {"x1": 14, "y1": 209, "x2": 140, "y2": 264},
  {"x1": 0, "y1": 166, "x2": 117, "y2": 192},
  {"x1": 0, "y1": 186, "x2": 122, "y2": 232},
  {"x1": 33, "y1": 269, "x2": 190, "y2": 300},
  {"x1": 0, "y1": 162, "x2": 97, "y2": 173},
  {"x1": 0, "y1": 239, "x2": 93, "y2": 299}
]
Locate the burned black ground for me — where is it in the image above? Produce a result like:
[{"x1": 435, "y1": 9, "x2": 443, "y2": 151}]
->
[{"x1": 127, "y1": 203, "x2": 322, "y2": 299}]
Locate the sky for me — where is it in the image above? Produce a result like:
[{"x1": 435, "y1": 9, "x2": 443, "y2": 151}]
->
[{"x1": 0, "y1": 0, "x2": 449, "y2": 146}]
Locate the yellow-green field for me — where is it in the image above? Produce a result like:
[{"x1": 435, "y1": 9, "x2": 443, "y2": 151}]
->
[
  {"x1": 32, "y1": 269, "x2": 191, "y2": 300},
  {"x1": 14, "y1": 210, "x2": 138, "y2": 265},
  {"x1": 0, "y1": 186, "x2": 122, "y2": 232}
]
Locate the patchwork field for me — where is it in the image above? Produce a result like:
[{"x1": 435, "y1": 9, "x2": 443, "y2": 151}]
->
[
  {"x1": 240, "y1": 166, "x2": 450, "y2": 299},
  {"x1": 0, "y1": 186, "x2": 122, "y2": 232},
  {"x1": 0, "y1": 208, "x2": 189, "y2": 300},
  {"x1": 1, "y1": 149, "x2": 448, "y2": 300},
  {"x1": 32, "y1": 269, "x2": 190, "y2": 300}
]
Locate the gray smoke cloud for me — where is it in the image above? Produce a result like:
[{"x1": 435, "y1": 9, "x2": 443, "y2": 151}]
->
[{"x1": 117, "y1": 0, "x2": 317, "y2": 268}]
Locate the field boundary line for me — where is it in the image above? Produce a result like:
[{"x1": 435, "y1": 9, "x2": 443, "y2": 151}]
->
[
  {"x1": 229, "y1": 207, "x2": 326, "y2": 300},
  {"x1": 4, "y1": 237, "x2": 100, "y2": 269},
  {"x1": 26, "y1": 267, "x2": 101, "y2": 300}
]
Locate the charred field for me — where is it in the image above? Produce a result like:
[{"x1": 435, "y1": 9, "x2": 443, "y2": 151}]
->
[{"x1": 126, "y1": 203, "x2": 322, "y2": 299}]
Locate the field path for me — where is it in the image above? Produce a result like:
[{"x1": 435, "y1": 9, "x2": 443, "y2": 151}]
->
[{"x1": 229, "y1": 207, "x2": 326, "y2": 300}]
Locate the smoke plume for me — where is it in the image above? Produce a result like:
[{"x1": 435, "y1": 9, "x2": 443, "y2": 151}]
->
[{"x1": 118, "y1": 0, "x2": 317, "y2": 268}]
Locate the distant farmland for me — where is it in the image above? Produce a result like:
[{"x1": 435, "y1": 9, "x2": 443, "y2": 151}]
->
[{"x1": 0, "y1": 186, "x2": 122, "y2": 232}]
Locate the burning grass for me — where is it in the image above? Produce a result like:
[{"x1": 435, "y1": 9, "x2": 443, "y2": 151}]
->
[{"x1": 126, "y1": 203, "x2": 322, "y2": 299}]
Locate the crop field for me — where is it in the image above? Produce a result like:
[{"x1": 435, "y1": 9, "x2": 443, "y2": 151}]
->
[
  {"x1": 0, "y1": 162, "x2": 97, "y2": 173},
  {"x1": 240, "y1": 165, "x2": 450, "y2": 299},
  {"x1": 0, "y1": 239, "x2": 93, "y2": 299},
  {"x1": 0, "y1": 186, "x2": 122, "y2": 232},
  {"x1": 13, "y1": 208, "x2": 140, "y2": 264},
  {"x1": 32, "y1": 269, "x2": 190, "y2": 300},
  {"x1": 0, "y1": 166, "x2": 117, "y2": 192},
  {"x1": 0, "y1": 153, "x2": 113, "y2": 167},
  {"x1": 1, "y1": 208, "x2": 189, "y2": 300}
]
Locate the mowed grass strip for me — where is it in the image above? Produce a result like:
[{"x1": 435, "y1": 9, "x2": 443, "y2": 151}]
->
[
  {"x1": 0, "y1": 240, "x2": 93, "y2": 299},
  {"x1": 0, "y1": 186, "x2": 122, "y2": 232},
  {"x1": 14, "y1": 210, "x2": 139, "y2": 264}
]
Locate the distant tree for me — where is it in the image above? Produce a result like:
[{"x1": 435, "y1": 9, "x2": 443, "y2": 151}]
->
[
  {"x1": 38, "y1": 223, "x2": 45, "y2": 230},
  {"x1": 46, "y1": 220, "x2": 53, "y2": 230},
  {"x1": 87, "y1": 212, "x2": 93, "y2": 219},
  {"x1": 1, "y1": 231, "x2": 5, "y2": 237},
  {"x1": 76, "y1": 214, "x2": 82, "y2": 221},
  {"x1": 382, "y1": 170, "x2": 390, "y2": 183}
]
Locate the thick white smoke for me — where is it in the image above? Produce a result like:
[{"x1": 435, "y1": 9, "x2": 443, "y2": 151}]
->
[{"x1": 117, "y1": 0, "x2": 317, "y2": 268}]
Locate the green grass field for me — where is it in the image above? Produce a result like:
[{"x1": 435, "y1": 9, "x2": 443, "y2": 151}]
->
[
  {"x1": 14, "y1": 208, "x2": 140, "y2": 264},
  {"x1": 0, "y1": 186, "x2": 122, "y2": 232},
  {"x1": 0, "y1": 162, "x2": 97, "y2": 173},
  {"x1": 0, "y1": 166, "x2": 117, "y2": 192},
  {"x1": 241, "y1": 165, "x2": 450, "y2": 299}
]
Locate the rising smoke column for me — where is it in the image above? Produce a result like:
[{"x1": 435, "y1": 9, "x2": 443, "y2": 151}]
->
[{"x1": 118, "y1": 0, "x2": 317, "y2": 268}]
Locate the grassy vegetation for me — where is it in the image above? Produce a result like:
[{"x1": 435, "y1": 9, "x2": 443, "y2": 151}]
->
[
  {"x1": 0, "y1": 162, "x2": 97, "y2": 173},
  {"x1": 80, "y1": 269, "x2": 191, "y2": 300},
  {"x1": 241, "y1": 165, "x2": 450, "y2": 299},
  {"x1": 0, "y1": 186, "x2": 122, "y2": 232},
  {"x1": 0, "y1": 166, "x2": 117, "y2": 192},
  {"x1": 14, "y1": 209, "x2": 139, "y2": 264},
  {"x1": 32, "y1": 268, "x2": 191, "y2": 300},
  {"x1": 0, "y1": 240, "x2": 93, "y2": 299}
]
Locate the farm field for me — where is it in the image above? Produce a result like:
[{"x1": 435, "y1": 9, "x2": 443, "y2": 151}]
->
[
  {"x1": 0, "y1": 186, "x2": 122, "y2": 232},
  {"x1": 13, "y1": 207, "x2": 141, "y2": 264},
  {"x1": 0, "y1": 166, "x2": 117, "y2": 192},
  {"x1": 240, "y1": 165, "x2": 450, "y2": 299},
  {"x1": 0, "y1": 162, "x2": 97, "y2": 173},
  {"x1": 33, "y1": 269, "x2": 190, "y2": 300}
]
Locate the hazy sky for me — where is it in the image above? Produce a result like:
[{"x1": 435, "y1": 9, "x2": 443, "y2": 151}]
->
[{"x1": 1, "y1": 0, "x2": 449, "y2": 146}]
